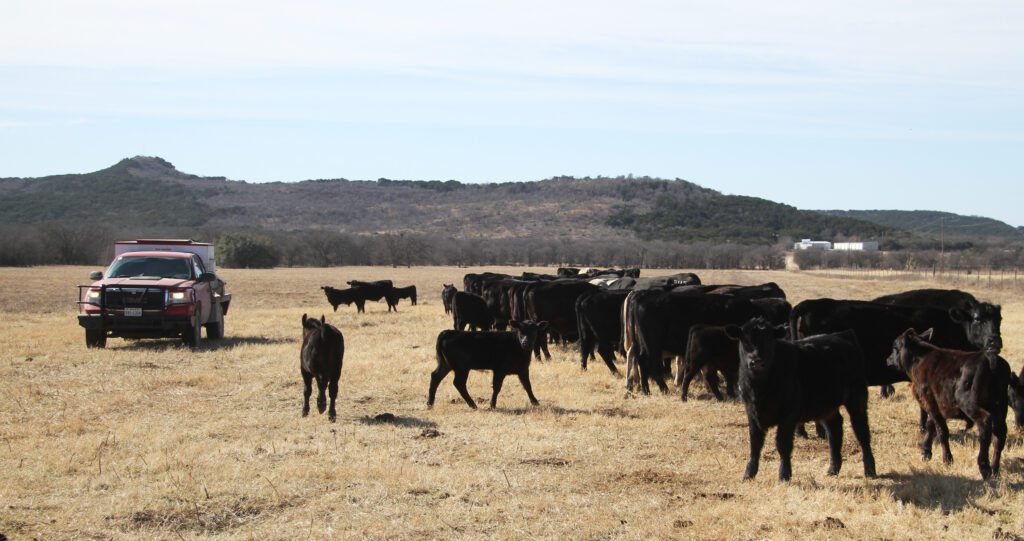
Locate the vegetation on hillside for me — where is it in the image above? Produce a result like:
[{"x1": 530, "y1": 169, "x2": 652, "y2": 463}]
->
[{"x1": 818, "y1": 209, "x2": 1023, "y2": 242}]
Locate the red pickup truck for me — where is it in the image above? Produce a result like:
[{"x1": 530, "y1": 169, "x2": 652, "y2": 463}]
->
[{"x1": 78, "y1": 240, "x2": 231, "y2": 348}]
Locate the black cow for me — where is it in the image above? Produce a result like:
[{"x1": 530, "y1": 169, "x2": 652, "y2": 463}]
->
[
  {"x1": 388, "y1": 285, "x2": 417, "y2": 307},
  {"x1": 675, "y1": 324, "x2": 738, "y2": 401},
  {"x1": 300, "y1": 314, "x2": 345, "y2": 422},
  {"x1": 526, "y1": 280, "x2": 599, "y2": 345},
  {"x1": 790, "y1": 299, "x2": 982, "y2": 389},
  {"x1": 441, "y1": 284, "x2": 457, "y2": 314},
  {"x1": 629, "y1": 273, "x2": 701, "y2": 291},
  {"x1": 429, "y1": 320, "x2": 548, "y2": 409},
  {"x1": 751, "y1": 298, "x2": 792, "y2": 326},
  {"x1": 872, "y1": 288, "x2": 1002, "y2": 353},
  {"x1": 629, "y1": 291, "x2": 759, "y2": 394},
  {"x1": 557, "y1": 267, "x2": 581, "y2": 278},
  {"x1": 463, "y1": 272, "x2": 512, "y2": 296},
  {"x1": 887, "y1": 328, "x2": 1009, "y2": 479},
  {"x1": 1010, "y1": 371, "x2": 1024, "y2": 430},
  {"x1": 726, "y1": 319, "x2": 876, "y2": 481},
  {"x1": 347, "y1": 279, "x2": 398, "y2": 312},
  {"x1": 576, "y1": 289, "x2": 630, "y2": 374},
  {"x1": 482, "y1": 279, "x2": 524, "y2": 330},
  {"x1": 321, "y1": 285, "x2": 368, "y2": 313},
  {"x1": 452, "y1": 291, "x2": 493, "y2": 331}
]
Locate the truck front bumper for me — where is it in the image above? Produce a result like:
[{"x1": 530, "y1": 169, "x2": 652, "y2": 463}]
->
[{"x1": 78, "y1": 314, "x2": 191, "y2": 339}]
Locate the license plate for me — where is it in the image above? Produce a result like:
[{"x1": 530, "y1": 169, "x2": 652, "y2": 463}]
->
[{"x1": 124, "y1": 307, "x2": 142, "y2": 317}]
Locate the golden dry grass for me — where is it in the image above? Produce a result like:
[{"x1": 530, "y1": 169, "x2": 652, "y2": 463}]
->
[{"x1": 1, "y1": 265, "x2": 1023, "y2": 540}]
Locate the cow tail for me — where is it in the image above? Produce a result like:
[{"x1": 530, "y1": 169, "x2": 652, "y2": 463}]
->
[{"x1": 576, "y1": 293, "x2": 593, "y2": 361}]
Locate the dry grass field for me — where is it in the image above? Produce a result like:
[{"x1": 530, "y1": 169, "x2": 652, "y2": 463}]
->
[{"x1": 2, "y1": 266, "x2": 1023, "y2": 540}]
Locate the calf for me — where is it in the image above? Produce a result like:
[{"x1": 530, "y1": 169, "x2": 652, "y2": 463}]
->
[
  {"x1": 725, "y1": 318, "x2": 876, "y2": 481},
  {"x1": 452, "y1": 291, "x2": 493, "y2": 331},
  {"x1": 441, "y1": 284, "x2": 457, "y2": 314},
  {"x1": 887, "y1": 328, "x2": 1009, "y2": 479},
  {"x1": 675, "y1": 324, "x2": 739, "y2": 401},
  {"x1": 428, "y1": 320, "x2": 548, "y2": 409},
  {"x1": 321, "y1": 285, "x2": 366, "y2": 313},
  {"x1": 389, "y1": 285, "x2": 417, "y2": 308},
  {"x1": 300, "y1": 314, "x2": 345, "y2": 422},
  {"x1": 348, "y1": 279, "x2": 398, "y2": 312}
]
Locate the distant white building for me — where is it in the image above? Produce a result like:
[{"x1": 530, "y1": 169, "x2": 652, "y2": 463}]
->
[
  {"x1": 833, "y1": 241, "x2": 880, "y2": 251},
  {"x1": 793, "y1": 239, "x2": 832, "y2": 250}
]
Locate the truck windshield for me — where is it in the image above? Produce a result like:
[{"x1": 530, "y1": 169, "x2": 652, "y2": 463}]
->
[{"x1": 107, "y1": 257, "x2": 193, "y2": 280}]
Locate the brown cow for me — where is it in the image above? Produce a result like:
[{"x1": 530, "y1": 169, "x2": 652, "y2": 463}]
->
[{"x1": 887, "y1": 328, "x2": 1010, "y2": 479}]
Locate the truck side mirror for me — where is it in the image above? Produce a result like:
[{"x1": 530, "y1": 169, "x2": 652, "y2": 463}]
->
[
  {"x1": 89, "y1": 271, "x2": 103, "y2": 281},
  {"x1": 198, "y1": 272, "x2": 216, "y2": 283}
]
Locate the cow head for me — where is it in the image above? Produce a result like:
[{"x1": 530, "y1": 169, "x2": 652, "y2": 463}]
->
[
  {"x1": 724, "y1": 317, "x2": 787, "y2": 372},
  {"x1": 1009, "y1": 371, "x2": 1024, "y2": 431},
  {"x1": 950, "y1": 303, "x2": 1002, "y2": 352},
  {"x1": 886, "y1": 327, "x2": 933, "y2": 372},
  {"x1": 510, "y1": 320, "x2": 549, "y2": 353}
]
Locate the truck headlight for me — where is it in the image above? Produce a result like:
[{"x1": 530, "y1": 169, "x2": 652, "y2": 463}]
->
[
  {"x1": 88, "y1": 288, "x2": 101, "y2": 300},
  {"x1": 167, "y1": 289, "x2": 191, "y2": 304}
]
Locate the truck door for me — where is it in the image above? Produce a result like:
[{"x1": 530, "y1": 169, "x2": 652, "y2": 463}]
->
[{"x1": 191, "y1": 255, "x2": 212, "y2": 323}]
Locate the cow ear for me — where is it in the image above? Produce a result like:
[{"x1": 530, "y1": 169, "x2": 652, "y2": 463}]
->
[
  {"x1": 920, "y1": 328, "x2": 934, "y2": 341},
  {"x1": 302, "y1": 313, "x2": 308, "y2": 325},
  {"x1": 724, "y1": 325, "x2": 742, "y2": 341},
  {"x1": 320, "y1": 315, "x2": 326, "y2": 326},
  {"x1": 949, "y1": 308, "x2": 968, "y2": 323}
]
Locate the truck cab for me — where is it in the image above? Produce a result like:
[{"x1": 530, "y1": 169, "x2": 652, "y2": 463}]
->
[{"x1": 78, "y1": 240, "x2": 231, "y2": 348}]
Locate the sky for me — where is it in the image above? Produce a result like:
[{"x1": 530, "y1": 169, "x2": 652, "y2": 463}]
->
[{"x1": 1, "y1": 1, "x2": 1022, "y2": 225}]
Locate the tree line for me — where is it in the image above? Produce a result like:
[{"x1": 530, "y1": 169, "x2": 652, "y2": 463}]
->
[{"x1": 2, "y1": 223, "x2": 1022, "y2": 275}]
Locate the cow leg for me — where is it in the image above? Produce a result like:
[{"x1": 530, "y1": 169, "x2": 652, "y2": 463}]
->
[
  {"x1": 724, "y1": 369, "x2": 739, "y2": 400},
  {"x1": 974, "y1": 411, "x2": 994, "y2": 479},
  {"x1": 427, "y1": 365, "x2": 451, "y2": 408},
  {"x1": 776, "y1": 420, "x2": 797, "y2": 481},
  {"x1": 795, "y1": 424, "x2": 809, "y2": 439},
  {"x1": 649, "y1": 352, "x2": 670, "y2": 394},
  {"x1": 918, "y1": 408, "x2": 928, "y2": 433},
  {"x1": 992, "y1": 410, "x2": 1007, "y2": 477},
  {"x1": 846, "y1": 394, "x2": 877, "y2": 478},
  {"x1": 315, "y1": 374, "x2": 327, "y2": 414},
  {"x1": 301, "y1": 370, "x2": 313, "y2": 417},
  {"x1": 636, "y1": 355, "x2": 652, "y2": 395},
  {"x1": 597, "y1": 344, "x2": 618, "y2": 375},
  {"x1": 678, "y1": 363, "x2": 698, "y2": 402},
  {"x1": 327, "y1": 378, "x2": 339, "y2": 422},
  {"x1": 921, "y1": 416, "x2": 936, "y2": 461},
  {"x1": 356, "y1": 300, "x2": 365, "y2": 313},
  {"x1": 928, "y1": 401, "x2": 953, "y2": 465},
  {"x1": 744, "y1": 421, "x2": 766, "y2": 480},
  {"x1": 704, "y1": 369, "x2": 725, "y2": 402},
  {"x1": 518, "y1": 370, "x2": 540, "y2": 406},
  {"x1": 539, "y1": 336, "x2": 551, "y2": 361},
  {"x1": 880, "y1": 384, "x2": 895, "y2": 398},
  {"x1": 814, "y1": 421, "x2": 828, "y2": 439},
  {"x1": 452, "y1": 370, "x2": 477, "y2": 409},
  {"x1": 490, "y1": 370, "x2": 506, "y2": 409},
  {"x1": 822, "y1": 412, "x2": 844, "y2": 476}
]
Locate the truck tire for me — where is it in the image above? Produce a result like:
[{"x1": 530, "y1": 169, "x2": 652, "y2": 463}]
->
[
  {"x1": 183, "y1": 312, "x2": 202, "y2": 348},
  {"x1": 205, "y1": 302, "x2": 224, "y2": 340},
  {"x1": 85, "y1": 329, "x2": 107, "y2": 349}
]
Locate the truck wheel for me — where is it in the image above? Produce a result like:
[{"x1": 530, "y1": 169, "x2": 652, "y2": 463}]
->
[
  {"x1": 183, "y1": 312, "x2": 202, "y2": 348},
  {"x1": 205, "y1": 302, "x2": 224, "y2": 340},
  {"x1": 85, "y1": 329, "x2": 107, "y2": 348}
]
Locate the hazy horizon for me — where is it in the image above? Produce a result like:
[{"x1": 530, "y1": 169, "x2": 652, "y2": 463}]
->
[{"x1": 2, "y1": 1, "x2": 1022, "y2": 225}]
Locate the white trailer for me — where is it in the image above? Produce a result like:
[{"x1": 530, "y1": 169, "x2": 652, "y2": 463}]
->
[{"x1": 114, "y1": 239, "x2": 218, "y2": 273}]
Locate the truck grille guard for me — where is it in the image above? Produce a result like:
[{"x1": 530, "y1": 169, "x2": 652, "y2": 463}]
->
[{"x1": 78, "y1": 284, "x2": 195, "y2": 312}]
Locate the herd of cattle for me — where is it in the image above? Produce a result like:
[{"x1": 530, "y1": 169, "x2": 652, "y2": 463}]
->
[{"x1": 309, "y1": 267, "x2": 1024, "y2": 481}]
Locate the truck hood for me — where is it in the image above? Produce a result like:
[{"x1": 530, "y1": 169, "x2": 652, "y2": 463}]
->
[{"x1": 94, "y1": 277, "x2": 195, "y2": 288}]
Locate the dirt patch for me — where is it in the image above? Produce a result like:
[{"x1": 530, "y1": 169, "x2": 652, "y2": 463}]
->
[
  {"x1": 114, "y1": 496, "x2": 290, "y2": 534},
  {"x1": 621, "y1": 469, "x2": 681, "y2": 484},
  {"x1": 695, "y1": 492, "x2": 737, "y2": 501},
  {"x1": 520, "y1": 457, "x2": 571, "y2": 467},
  {"x1": 812, "y1": 517, "x2": 846, "y2": 530}
]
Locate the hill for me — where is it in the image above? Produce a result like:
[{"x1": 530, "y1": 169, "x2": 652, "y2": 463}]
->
[
  {"x1": 817, "y1": 209, "x2": 1024, "y2": 243},
  {"x1": 0, "y1": 156, "x2": 901, "y2": 245}
]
